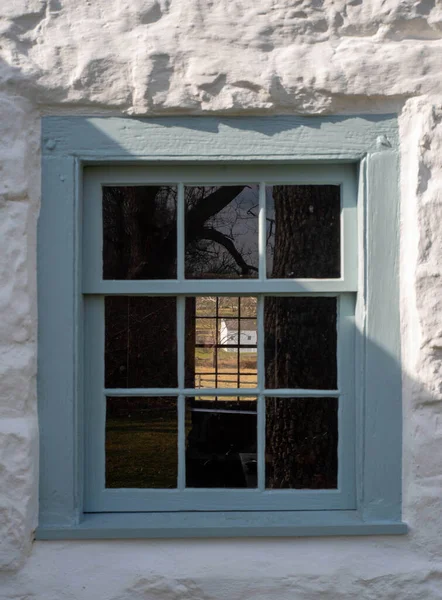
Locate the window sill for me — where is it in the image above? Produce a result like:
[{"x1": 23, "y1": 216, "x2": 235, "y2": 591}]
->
[{"x1": 36, "y1": 511, "x2": 407, "y2": 540}]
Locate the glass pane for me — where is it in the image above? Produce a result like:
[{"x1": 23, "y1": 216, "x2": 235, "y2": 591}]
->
[
  {"x1": 264, "y1": 297, "x2": 337, "y2": 389},
  {"x1": 186, "y1": 397, "x2": 257, "y2": 488},
  {"x1": 105, "y1": 297, "x2": 177, "y2": 388},
  {"x1": 105, "y1": 397, "x2": 177, "y2": 488},
  {"x1": 265, "y1": 397, "x2": 338, "y2": 489},
  {"x1": 240, "y1": 318, "x2": 257, "y2": 337},
  {"x1": 195, "y1": 318, "x2": 217, "y2": 345},
  {"x1": 240, "y1": 296, "x2": 258, "y2": 317},
  {"x1": 185, "y1": 185, "x2": 259, "y2": 279},
  {"x1": 218, "y1": 296, "x2": 239, "y2": 316},
  {"x1": 239, "y1": 351, "x2": 257, "y2": 388},
  {"x1": 103, "y1": 186, "x2": 177, "y2": 279},
  {"x1": 195, "y1": 347, "x2": 215, "y2": 388},
  {"x1": 216, "y1": 352, "x2": 240, "y2": 388},
  {"x1": 266, "y1": 185, "x2": 340, "y2": 278},
  {"x1": 185, "y1": 296, "x2": 258, "y2": 389}
]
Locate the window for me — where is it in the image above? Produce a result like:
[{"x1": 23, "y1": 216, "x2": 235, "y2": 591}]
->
[
  {"x1": 83, "y1": 166, "x2": 355, "y2": 512},
  {"x1": 37, "y1": 116, "x2": 406, "y2": 538}
]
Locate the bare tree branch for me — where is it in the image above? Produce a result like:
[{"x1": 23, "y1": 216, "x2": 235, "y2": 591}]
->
[
  {"x1": 186, "y1": 186, "x2": 246, "y2": 233},
  {"x1": 199, "y1": 227, "x2": 258, "y2": 275}
]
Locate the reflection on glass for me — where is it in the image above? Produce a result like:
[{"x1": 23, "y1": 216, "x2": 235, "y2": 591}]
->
[
  {"x1": 266, "y1": 185, "x2": 340, "y2": 278},
  {"x1": 103, "y1": 186, "x2": 177, "y2": 279},
  {"x1": 218, "y1": 296, "x2": 239, "y2": 316},
  {"x1": 105, "y1": 397, "x2": 177, "y2": 488},
  {"x1": 186, "y1": 397, "x2": 257, "y2": 488},
  {"x1": 185, "y1": 186, "x2": 259, "y2": 279},
  {"x1": 105, "y1": 297, "x2": 177, "y2": 388},
  {"x1": 265, "y1": 397, "x2": 338, "y2": 489},
  {"x1": 239, "y1": 352, "x2": 257, "y2": 387},
  {"x1": 185, "y1": 297, "x2": 258, "y2": 388},
  {"x1": 264, "y1": 297, "x2": 337, "y2": 389}
]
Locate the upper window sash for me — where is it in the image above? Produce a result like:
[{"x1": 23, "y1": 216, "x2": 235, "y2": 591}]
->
[{"x1": 82, "y1": 164, "x2": 358, "y2": 294}]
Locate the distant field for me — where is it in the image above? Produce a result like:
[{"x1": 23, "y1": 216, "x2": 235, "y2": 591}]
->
[
  {"x1": 195, "y1": 347, "x2": 257, "y2": 388},
  {"x1": 195, "y1": 367, "x2": 257, "y2": 388}
]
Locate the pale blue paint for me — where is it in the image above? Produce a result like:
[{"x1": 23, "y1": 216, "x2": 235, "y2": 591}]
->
[
  {"x1": 37, "y1": 511, "x2": 407, "y2": 540},
  {"x1": 37, "y1": 115, "x2": 405, "y2": 539}
]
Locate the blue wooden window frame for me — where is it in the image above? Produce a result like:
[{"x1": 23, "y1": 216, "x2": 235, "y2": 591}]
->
[{"x1": 37, "y1": 116, "x2": 407, "y2": 538}]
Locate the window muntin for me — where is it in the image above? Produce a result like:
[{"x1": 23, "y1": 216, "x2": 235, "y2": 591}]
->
[{"x1": 83, "y1": 164, "x2": 356, "y2": 513}]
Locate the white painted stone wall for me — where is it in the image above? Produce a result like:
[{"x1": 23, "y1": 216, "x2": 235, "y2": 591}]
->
[{"x1": 0, "y1": 0, "x2": 441, "y2": 597}]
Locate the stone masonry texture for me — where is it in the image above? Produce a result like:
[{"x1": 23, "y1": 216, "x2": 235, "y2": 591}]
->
[{"x1": 0, "y1": 0, "x2": 442, "y2": 597}]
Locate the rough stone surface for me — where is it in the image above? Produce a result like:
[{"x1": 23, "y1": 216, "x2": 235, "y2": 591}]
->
[
  {"x1": 0, "y1": 0, "x2": 442, "y2": 597},
  {"x1": 0, "y1": 0, "x2": 442, "y2": 113},
  {"x1": 0, "y1": 416, "x2": 38, "y2": 570}
]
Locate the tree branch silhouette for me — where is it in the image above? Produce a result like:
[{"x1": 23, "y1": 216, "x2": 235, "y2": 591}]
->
[
  {"x1": 199, "y1": 227, "x2": 258, "y2": 276},
  {"x1": 186, "y1": 186, "x2": 246, "y2": 233}
]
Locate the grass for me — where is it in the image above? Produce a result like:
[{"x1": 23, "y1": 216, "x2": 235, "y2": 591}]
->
[
  {"x1": 105, "y1": 402, "x2": 255, "y2": 489},
  {"x1": 105, "y1": 409, "x2": 178, "y2": 489}
]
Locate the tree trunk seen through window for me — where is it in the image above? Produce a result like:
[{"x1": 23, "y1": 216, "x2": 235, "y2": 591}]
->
[{"x1": 265, "y1": 185, "x2": 339, "y2": 489}]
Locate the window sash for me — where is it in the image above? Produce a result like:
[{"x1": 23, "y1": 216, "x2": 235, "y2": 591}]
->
[
  {"x1": 83, "y1": 164, "x2": 357, "y2": 513},
  {"x1": 82, "y1": 164, "x2": 358, "y2": 294},
  {"x1": 84, "y1": 293, "x2": 355, "y2": 512}
]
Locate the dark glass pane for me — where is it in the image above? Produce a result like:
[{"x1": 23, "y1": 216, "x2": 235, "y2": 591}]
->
[
  {"x1": 265, "y1": 397, "x2": 338, "y2": 489},
  {"x1": 105, "y1": 297, "x2": 177, "y2": 388},
  {"x1": 105, "y1": 397, "x2": 177, "y2": 488},
  {"x1": 266, "y1": 185, "x2": 340, "y2": 278},
  {"x1": 103, "y1": 186, "x2": 177, "y2": 279},
  {"x1": 264, "y1": 297, "x2": 337, "y2": 389},
  {"x1": 185, "y1": 186, "x2": 259, "y2": 279},
  {"x1": 186, "y1": 397, "x2": 257, "y2": 488},
  {"x1": 185, "y1": 296, "x2": 258, "y2": 389}
]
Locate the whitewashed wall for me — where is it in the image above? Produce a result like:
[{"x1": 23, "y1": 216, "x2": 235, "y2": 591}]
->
[{"x1": 0, "y1": 0, "x2": 442, "y2": 597}]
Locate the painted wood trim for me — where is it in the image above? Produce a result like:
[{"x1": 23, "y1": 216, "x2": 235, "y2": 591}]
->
[
  {"x1": 355, "y1": 157, "x2": 367, "y2": 510},
  {"x1": 363, "y1": 151, "x2": 402, "y2": 521},
  {"x1": 104, "y1": 388, "x2": 341, "y2": 397},
  {"x1": 38, "y1": 156, "x2": 79, "y2": 526},
  {"x1": 87, "y1": 489, "x2": 351, "y2": 513},
  {"x1": 42, "y1": 115, "x2": 399, "y2": 160},
  {"x1": 82, "y1": 163, "x2": 356, "y2": 183},
  {"x1": 336, "y1": 294, "x2": 356, "y2": 506},
  {"x1": 84, "y1": 296, "x2": 106, "y2": 508},
  {"x1": 83, "y1": 280, "x2": 357, "y2": 294},
  {"x1": 38, "y1": 115, "x2": 403, "y2": 535},
  {"x1": 104, "y1": 387, "x2": 341, "y2": 398},
  {"x1": 36, "y1": 511, "x2": 407, "y2": 540}
]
